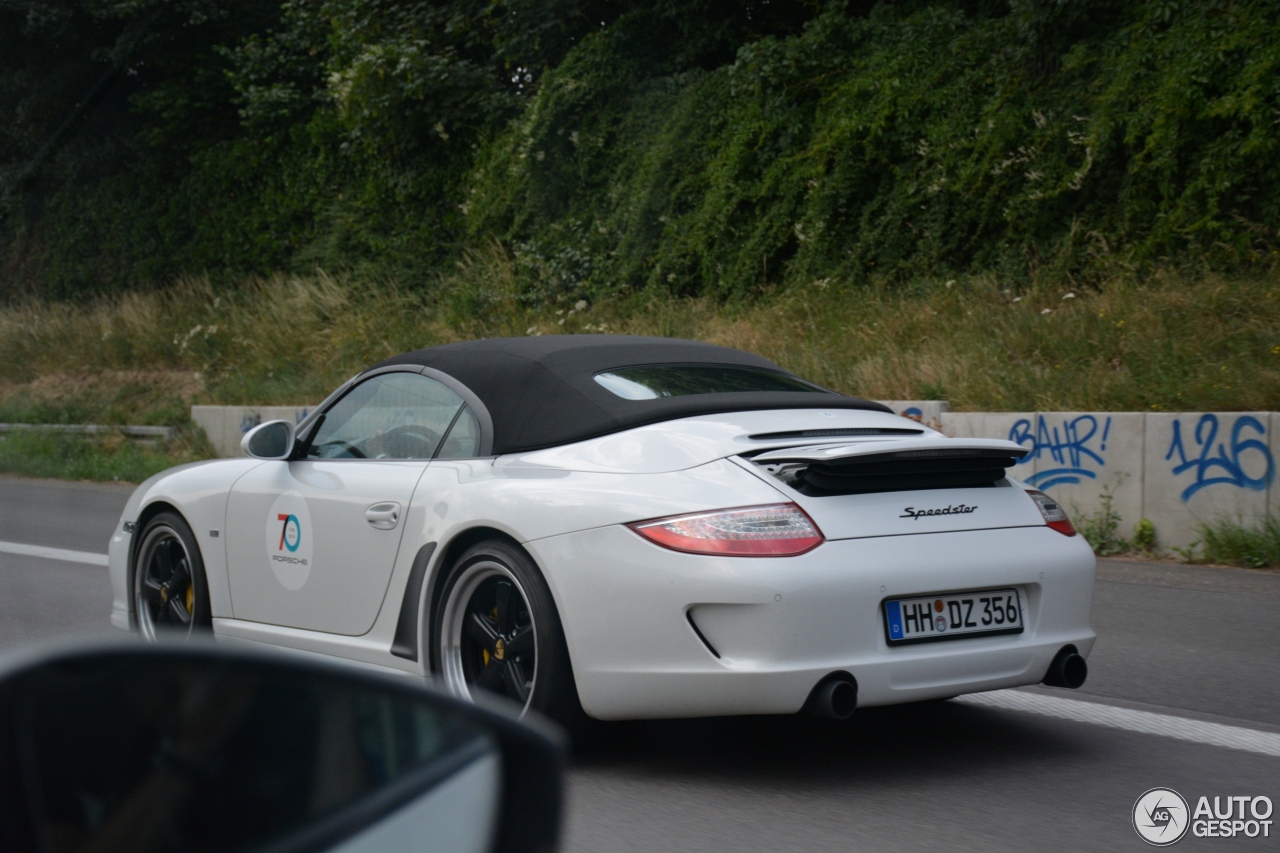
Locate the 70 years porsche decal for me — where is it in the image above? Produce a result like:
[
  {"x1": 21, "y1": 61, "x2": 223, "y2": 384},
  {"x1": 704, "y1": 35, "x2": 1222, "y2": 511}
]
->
[{"x1": 265, "y1": 491, "x2": 313, "y2": 591}]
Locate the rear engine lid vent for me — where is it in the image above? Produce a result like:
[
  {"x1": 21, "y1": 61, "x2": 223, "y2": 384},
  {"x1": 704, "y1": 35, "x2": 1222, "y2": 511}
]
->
[{"x1": 749, "y1": 439, "x2": 1028, "y2": 497}]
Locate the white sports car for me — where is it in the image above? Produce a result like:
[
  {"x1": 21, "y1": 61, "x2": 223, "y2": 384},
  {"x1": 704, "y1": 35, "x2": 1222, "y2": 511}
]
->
[{"x1": 109, "y1": 335, "x2": 1095, "y2": 724}]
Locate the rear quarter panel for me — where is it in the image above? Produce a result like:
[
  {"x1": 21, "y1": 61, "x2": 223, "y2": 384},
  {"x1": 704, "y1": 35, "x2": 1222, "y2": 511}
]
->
[{"x1": 378, "y1": 456, "x2": 787, "y2": 669}]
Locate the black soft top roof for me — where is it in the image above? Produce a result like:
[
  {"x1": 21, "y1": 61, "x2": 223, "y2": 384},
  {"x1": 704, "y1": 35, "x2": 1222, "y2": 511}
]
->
[{"x1": 372, "y1": 335, "x2": 890, "y2": 454}]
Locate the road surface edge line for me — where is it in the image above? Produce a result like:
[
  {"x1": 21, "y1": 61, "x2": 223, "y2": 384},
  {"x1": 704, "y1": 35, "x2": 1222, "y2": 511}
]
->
[
  {"x1": 0, "y1": 540, "x2": 109, "y2": 567},
  {"x1": 956, "y1": 689, "x2": 1280, "y2": 757}
]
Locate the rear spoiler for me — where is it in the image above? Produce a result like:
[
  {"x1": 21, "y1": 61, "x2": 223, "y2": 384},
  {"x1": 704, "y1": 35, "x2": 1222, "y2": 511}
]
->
[
  {"x1": 749, "y1": 437, "x2": 1029, "y2": 465},
  {"x1": 748, "y1": 437, "x2": 1029, "y2": 496}
]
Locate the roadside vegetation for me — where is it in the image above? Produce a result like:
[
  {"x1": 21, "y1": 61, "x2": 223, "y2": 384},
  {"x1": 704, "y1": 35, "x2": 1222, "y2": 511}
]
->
[
  {"x1": 1070, "y1": 486, "x2": 1280, "y2": 569},
  {"x1": 1, "y1": 261, "x2": 1276, "y2": 566},
  {"x1": 1059, "y1": 487, "x2": 1280, "y2": 569},
  {"x1": 1192, "y1": 517, "x2": 1280, "y2": 569},
  {"x1": 1, "y1": 260, "x2": 1277, "y2": 419},
  {"x1": 1074, "y1": 489, "x2": 1157, "y2": 559},
  {"x1": 5, "y1": 2, "x2": 1280, "y2": 297},
  {"x1": 0, "y1": 428, "x2": 211, "y2": 483}
]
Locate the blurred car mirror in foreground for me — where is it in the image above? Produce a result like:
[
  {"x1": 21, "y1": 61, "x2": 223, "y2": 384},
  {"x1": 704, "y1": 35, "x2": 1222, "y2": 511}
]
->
[{"x1": 0, "y1": 642, "x2": 564, "y2": 853}]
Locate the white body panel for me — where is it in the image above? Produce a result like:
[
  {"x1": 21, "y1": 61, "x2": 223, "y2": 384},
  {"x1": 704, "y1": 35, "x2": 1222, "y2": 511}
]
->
[
  {"x1": 109, "y1": 459, "x2": 262, "y2": 628},
  {"x1": 527, "y1": 523, "x2": 1095, "y2": 719},
  {"x1": 225, "y1": 459, "x2": 426, "y2": 635},
  {"x1": 108, "y1": 408, "x2": 1097, "y2": 719}
]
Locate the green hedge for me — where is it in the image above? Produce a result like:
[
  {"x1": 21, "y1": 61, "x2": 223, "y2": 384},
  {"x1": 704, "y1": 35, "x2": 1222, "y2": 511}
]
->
[
  {"x1": 470, "y1": 1, "x2": 1280, "y2": 299},
  {"x1": 4, "y1": 1, "x2": 1280, "y2": 297}
]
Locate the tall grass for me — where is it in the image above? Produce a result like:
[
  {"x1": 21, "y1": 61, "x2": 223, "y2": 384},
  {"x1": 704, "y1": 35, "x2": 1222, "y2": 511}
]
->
[
  {"x1": 0, "y1": 428, "x2": 213, "y2": 483},
  {"x1": 1197, "y1": 517, "x2": 1280, "y2": 569},
  {"x1": 1, "y1": 252, "x2": 1278, "y2": 423}
]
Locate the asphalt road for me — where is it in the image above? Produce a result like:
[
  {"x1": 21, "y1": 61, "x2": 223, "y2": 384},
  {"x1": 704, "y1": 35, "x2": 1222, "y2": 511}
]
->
[{"x1": 1, "y1": 474, "x2": 1277, "y2": 852}]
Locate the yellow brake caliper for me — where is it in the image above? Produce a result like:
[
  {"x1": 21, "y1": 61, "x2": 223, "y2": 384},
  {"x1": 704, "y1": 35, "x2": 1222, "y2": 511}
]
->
[
  {"x1": 481, "y1": 603, "x2": 500, "y2": 667},
  {"x1": 185, "y1": 585, "x2": 194, "y2": 614}
]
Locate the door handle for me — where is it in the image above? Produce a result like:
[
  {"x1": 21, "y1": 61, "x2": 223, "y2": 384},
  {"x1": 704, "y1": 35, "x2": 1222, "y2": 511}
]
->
[{"x1": 365, "y1": 502, "x2": 402, "y2": 530}]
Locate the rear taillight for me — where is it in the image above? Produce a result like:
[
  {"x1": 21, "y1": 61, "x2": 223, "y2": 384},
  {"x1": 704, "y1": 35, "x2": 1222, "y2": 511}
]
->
[
  {"x1": 1028, "y1": 490, "x2": 1076, "y2": 536},
  {"x1": 628, "y1": 503, "x2": 824, "y2": 557}
]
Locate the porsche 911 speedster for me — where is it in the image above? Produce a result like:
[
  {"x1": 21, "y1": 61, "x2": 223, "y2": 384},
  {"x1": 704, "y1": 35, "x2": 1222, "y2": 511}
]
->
[{"x1": 109, "y1": 335, "x2": 1095, "y2": 723}]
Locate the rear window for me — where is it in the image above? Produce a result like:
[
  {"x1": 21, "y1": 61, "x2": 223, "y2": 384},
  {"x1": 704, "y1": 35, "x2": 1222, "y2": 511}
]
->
[{"x1": 593, "y1": 364, "x2": 823, "y2": 400}]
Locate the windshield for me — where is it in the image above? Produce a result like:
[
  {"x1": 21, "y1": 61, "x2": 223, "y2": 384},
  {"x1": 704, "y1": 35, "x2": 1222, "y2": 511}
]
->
[{"x1": 593, "y1": 364, "x2": 823, "y2": 400}]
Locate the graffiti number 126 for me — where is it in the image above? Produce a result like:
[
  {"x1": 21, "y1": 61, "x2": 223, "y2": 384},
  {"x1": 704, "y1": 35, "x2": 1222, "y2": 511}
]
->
[{"x1": 1165, "y1": 414, "x2": 1274, "y2": 502}]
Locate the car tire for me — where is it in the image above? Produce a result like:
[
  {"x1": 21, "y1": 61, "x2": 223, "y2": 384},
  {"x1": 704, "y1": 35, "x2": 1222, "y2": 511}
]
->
[
  {"x1": 432, "y1": 539, "x2": 584, "y2": 728},
  {"x1": 132, "y1": 511, "x2": 212, "y2": 640}
]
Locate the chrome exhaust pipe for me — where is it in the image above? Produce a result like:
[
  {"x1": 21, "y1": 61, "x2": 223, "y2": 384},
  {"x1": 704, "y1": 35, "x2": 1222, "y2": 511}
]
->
[
  {"x1": 806, "y1": 674, "x2": 857, "y2": 719},
  {"x1": 1042, "y1": 645, "x2": 1088, "y2": 689}
]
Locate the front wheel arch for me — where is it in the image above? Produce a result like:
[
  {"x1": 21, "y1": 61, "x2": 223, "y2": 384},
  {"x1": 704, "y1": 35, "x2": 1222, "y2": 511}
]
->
[{"x1": 131, "y1": 507, "x2": 211, "y2": 638}]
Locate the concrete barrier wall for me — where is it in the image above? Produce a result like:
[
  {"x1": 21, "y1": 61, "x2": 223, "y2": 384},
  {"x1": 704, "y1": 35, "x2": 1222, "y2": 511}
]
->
[
  {"x1": 941, "y1": 411, "x2": 1278, "y2": 549},
  {"x1": 878, "y1": 400, "x2": 950, "y2": 430},
  {"x1": 191, "y1": 403, "x2": 1275, "y2": 549},
  {"x1": 191, "y1": 405, "x2": 315, "y2": 459}
]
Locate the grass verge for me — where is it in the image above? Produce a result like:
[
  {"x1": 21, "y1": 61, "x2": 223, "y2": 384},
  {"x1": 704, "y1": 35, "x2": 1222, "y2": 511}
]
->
[
  {"x1": 0, "y1": 427, "x2": 214, "y2": 484},
  {"x1": 1, "y1": 253, "x2": 1278, "y2": 418},
  {"x1": 1195, "y1": 517, "x2": 1280, "y2": 569},
  {"x1": 1, "y1": 255, "x2": 1277, "y2": 508}
]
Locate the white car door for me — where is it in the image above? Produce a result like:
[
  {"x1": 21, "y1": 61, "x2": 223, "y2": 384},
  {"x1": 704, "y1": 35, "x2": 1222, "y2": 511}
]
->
[{"x1": 225, "y1": 371, "x2": 471, "y2": 635}]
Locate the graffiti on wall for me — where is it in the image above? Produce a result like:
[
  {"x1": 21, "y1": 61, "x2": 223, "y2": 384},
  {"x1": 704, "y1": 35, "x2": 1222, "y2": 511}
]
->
[
  {"x1": 1165, "y1": 414, "x2": 1274, "y2": 502},
  {"x1": 1007, "y1": 415, "x2": 1112, "y2": 490}
]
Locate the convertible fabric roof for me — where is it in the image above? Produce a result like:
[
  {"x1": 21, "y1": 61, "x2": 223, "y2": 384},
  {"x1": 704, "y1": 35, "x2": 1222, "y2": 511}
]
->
[{"x1": 372, "y1": 335, "x2": 890, "y2": 454}]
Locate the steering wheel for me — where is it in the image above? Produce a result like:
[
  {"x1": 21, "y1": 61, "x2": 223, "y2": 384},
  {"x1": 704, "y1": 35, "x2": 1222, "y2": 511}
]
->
[
  {"x1": 310, "y1": 439, "x2": 366, "y2": 459},
  {"x1": 373, "y1": 424, "x2": 441, "y2": 459}
]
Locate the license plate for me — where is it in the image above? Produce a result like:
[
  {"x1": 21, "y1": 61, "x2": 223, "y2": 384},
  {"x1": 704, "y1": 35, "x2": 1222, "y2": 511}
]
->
[{"x1": 884, "y1": 588, "x2": 1023, "y2": 645}]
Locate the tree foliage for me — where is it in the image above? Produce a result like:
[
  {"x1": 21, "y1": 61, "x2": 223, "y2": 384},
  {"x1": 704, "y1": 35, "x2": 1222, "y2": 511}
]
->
[
  {"x1": 2, "y1": 0, "x2": 1279, "y2": 298},
  {"x1": 472, "y1": 0, "x2": 1280, "y2": 298}
]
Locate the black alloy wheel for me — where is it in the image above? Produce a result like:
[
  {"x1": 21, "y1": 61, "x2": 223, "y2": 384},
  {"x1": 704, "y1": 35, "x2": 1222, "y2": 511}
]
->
[
  {"x1": 133, "y1": 512, "x2": 211, "y2": 640},
  {"x1": 434, "y1": 540, "x2": 582, "y2": 725},
  {"x1": 462, "y1": 575, "x2": 537, "y2": 705}
]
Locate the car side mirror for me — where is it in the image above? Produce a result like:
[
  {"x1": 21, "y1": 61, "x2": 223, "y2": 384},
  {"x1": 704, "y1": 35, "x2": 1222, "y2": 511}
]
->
[
  {"x1": 0, "y1": 642, "x2": 564, "y2": 853},
  {"x1": 242, "y1": 420, "x2": 295, "y2": 459}
]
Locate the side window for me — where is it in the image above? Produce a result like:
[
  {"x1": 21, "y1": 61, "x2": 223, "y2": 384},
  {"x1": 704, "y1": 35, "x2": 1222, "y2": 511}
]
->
[
  {"x1": 436, "y1": 407, "x2": 480, "y2": 459},
  {"x1": 308, "y1": 373, "x2": 464, "y2": 460}
]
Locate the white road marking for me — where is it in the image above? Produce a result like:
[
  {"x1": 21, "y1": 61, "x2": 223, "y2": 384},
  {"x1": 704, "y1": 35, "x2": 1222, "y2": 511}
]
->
[
  {"x1": 0, "y1": 540, "x2": 108, "y2": 567},
  {"x1": 957, "y1": 689, "x2": 1280, "y2": 758}
]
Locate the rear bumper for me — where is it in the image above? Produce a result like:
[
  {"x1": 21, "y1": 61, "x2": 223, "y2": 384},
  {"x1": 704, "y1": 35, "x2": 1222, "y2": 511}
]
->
[{"x1": 527, "y1": 524, "x2": 1096, "y2": 720}]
